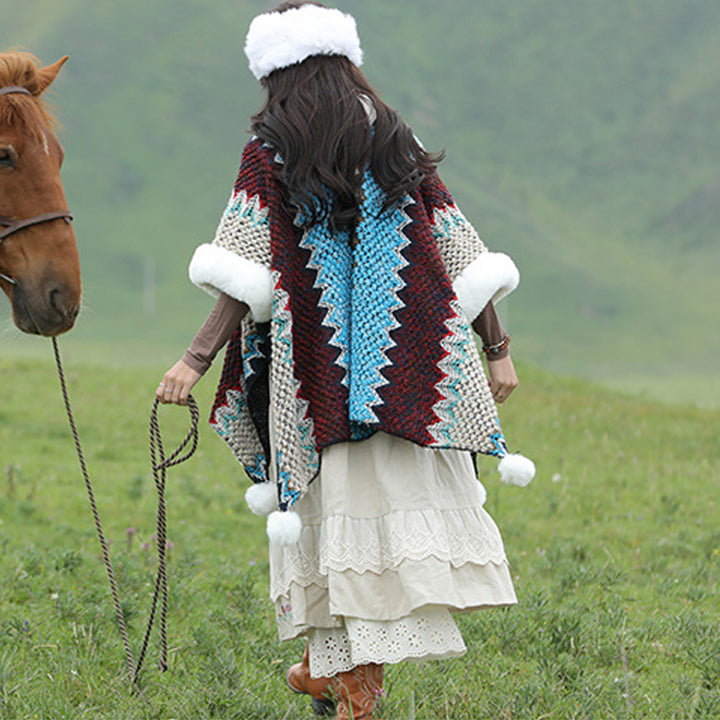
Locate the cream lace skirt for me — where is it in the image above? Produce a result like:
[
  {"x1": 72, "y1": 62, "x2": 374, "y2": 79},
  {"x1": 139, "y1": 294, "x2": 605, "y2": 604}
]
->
[{"x1": 269, "y1": 432, "x2": 517, "y2": 678}]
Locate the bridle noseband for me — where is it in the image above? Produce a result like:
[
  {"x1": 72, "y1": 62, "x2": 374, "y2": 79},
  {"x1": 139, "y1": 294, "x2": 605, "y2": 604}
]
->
[
  {"x1": 0, "y1": 86, "x2": 74, "y2": 286},
  {"x1": 0, "y1": 211, "x2": 74, "y2": 243}
]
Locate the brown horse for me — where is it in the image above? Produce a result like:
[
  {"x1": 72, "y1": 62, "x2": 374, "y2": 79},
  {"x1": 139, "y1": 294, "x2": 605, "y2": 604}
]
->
[{"x1": 0, "y1": 52, "x2": 80, "y2": 336}]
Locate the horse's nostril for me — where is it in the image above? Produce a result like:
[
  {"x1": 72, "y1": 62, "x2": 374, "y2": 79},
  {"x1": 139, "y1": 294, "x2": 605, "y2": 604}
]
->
[
  {"x1": 48, "y1": 286, "x2": 80, "y2": 328},
  {"x1": 49, "y1": 286, "x2": 72, "y2": 317},
  {"x1": 49, "y1": 288, "x2": 62, "y2": 312}
]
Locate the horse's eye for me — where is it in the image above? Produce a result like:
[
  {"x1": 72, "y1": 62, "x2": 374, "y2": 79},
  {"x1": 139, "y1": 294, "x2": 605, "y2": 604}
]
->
[{"x1": 0, "y1": 146, "x2": 17, "y2": 169}]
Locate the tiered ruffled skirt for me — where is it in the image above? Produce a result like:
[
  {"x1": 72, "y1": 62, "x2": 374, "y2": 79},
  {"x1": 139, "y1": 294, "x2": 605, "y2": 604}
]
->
[{"x1": 269, "y1": 432, "x2": 517, "y2": 678}]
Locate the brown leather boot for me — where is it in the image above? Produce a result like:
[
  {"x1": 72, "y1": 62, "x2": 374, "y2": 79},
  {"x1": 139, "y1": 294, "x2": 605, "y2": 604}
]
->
[
  {"x1": 286, "y1": 644, "x2": 336, "y2": 717},
  {"x1": 331, "y1": 663, "x2": 384, "y2": 720}
]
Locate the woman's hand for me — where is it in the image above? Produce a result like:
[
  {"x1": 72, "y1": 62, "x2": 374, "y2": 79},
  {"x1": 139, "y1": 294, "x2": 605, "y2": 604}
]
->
[
  {"x1": 487, "y1": 354, "x2": 518, "y2": 404},
  {"x1": 156, "y1": 360, "x2": 201, "y2": 406}
]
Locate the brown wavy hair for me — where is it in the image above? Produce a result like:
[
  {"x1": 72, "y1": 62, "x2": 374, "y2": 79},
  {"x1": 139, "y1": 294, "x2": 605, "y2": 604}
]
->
[{"x1": 251, "y1": 0, "x2": 443, "y2": 230}]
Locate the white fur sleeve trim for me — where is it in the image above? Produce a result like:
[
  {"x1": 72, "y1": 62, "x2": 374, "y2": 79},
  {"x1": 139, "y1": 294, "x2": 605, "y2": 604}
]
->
[
  {"x1": 189, "y1": 244, "x2": 273, "y2": 322},
  {"x1": 452, "y1": 252, "x2": 519, "y2": 321}
]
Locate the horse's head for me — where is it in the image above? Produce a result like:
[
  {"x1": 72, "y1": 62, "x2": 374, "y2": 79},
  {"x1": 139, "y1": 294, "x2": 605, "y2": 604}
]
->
[{"x1": 0, "y1": 52, "x2": 80, "y2": 336}]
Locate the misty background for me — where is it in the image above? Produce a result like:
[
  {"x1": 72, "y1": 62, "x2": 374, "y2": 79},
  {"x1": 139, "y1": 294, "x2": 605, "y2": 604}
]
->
[{"x1": 2, "y1": 0, "x2": 718, "y2": 405}]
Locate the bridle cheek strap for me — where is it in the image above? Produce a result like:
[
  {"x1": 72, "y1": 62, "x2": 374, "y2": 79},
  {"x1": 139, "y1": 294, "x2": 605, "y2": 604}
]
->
[{"x1": 0, "y1": 211, "x2": 74, "y2": 285}]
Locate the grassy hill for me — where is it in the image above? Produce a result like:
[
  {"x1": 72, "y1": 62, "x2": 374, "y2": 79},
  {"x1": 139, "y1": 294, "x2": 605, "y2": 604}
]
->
[
  {"x1": 1, "y1": 0, "x2": 718, "y2": 398},
  {"x1": 0, "y1": 356, "x2": 717, "y2": 717}
]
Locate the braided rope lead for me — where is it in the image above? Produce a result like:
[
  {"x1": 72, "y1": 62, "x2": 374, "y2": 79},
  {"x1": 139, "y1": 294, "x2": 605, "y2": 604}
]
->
[
  {"x1": 134, "y1": 395, "x2": 199, "y2": 681},
  {"x1": 52, "y1": 338, "x2": 199, "y2": 684},
  {"x1": 52, "y1": 337, "x2": 135, "y2": 679}
]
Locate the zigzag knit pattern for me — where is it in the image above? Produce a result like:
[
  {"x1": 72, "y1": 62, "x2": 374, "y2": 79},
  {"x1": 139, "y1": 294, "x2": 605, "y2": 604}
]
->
[
  {"x1": 348, "y1": 173, "x2": 413, "y2": 426},
  {"x1": 208, "y1": 137, "x2": 506, "y2": 510}
]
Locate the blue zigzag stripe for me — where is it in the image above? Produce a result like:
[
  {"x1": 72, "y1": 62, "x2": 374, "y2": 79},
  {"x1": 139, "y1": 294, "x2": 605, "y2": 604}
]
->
[
  {"x1": 431, "y1": 205, "x2": 464, "y2": 240},
  {"x1": 299, "y1": 224, "x2": 353, "y2": 384},
  {"x1": 349, "y1": 172, "x2": 412, "y2": 424},
  {"x1": 242, "y1": 331, "x2": 267, "y2": 381},
  {"x1": 437, "y1": 317, "x2": 474, "y2": 443},
  {"x1": 213, "y1": 390, "x2": 247, "y2": 440},
  {"x1": 246, "y1": 453, "x2": 268, "y2": 483},
  {"x1": 227, "y1": 190, "x2": 269, "y2": 227},
  {"x1": 488, "y1": 428, "x2": 509, "y2": 458},
  {"x1": 277, "y1": 451, "x2": 301, "y2": 510}
]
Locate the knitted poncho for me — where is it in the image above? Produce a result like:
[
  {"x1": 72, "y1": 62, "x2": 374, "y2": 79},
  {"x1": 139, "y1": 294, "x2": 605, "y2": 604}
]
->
[{"x1": 189, "y1": 137, "x2": 521, "y2": 513}]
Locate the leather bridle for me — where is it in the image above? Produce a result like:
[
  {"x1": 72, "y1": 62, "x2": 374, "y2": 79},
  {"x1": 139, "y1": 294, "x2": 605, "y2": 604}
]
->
[{"x1": 0, "y1": 86, "x2": 74, "y2": 286}]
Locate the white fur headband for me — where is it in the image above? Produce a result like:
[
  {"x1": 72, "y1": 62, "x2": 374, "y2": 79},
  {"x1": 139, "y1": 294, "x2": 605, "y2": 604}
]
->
[{"x1": 244, "y1": 5, "x2": 364, "y2": 81}]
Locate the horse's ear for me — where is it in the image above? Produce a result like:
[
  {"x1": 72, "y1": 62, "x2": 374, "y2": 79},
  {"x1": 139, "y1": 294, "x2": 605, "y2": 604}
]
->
[{"x1": 35, "y1": 56, "x2": 69, "y2": 95}]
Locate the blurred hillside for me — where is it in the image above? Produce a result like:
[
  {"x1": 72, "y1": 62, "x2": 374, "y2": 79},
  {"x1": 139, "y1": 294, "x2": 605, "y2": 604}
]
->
[{"x1": 1, "y1": 0, "x2": 718, "y2": 398}]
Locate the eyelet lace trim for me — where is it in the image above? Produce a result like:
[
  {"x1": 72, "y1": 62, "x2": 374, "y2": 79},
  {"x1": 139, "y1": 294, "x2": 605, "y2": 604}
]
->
[{"x1": 308, "y1": 607, "x2": 467, "y2": 678}]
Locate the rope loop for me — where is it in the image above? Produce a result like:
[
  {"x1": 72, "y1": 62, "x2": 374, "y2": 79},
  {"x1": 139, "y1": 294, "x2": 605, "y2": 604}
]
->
[
  {"x1": 149, "y1": 396, "x2": 200, "y2": 473},
  {"x1": 52, "y1": 337, "x2": 200, "y2": 685},
  {"x1": 135, "y1": 395, "x2": 199, "y2": 681}
]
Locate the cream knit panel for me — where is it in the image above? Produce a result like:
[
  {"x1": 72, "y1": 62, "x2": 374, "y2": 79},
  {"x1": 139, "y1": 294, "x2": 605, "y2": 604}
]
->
[
  {"x1": 431, "y1": 204, "x2": 488, "y2": 283},
  {"x1": 269, "y1": 281, "x2": 321, "y2": 508},
  {"x1": 213, "y1": 189, "x2": 272, "y2": 268},
  {"x1": 426, "y1": 297, "x2": 499, "y2": 451}
]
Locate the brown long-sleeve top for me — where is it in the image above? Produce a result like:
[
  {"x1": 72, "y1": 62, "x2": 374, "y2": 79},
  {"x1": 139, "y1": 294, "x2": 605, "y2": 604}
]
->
[{"x1": 182, "y1": 293, "x2": 509, "y2": 376}]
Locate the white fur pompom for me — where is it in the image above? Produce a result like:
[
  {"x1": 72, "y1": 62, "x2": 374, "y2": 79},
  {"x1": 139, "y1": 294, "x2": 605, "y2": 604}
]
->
[
  {"x1": 498, "y1": 453, "x2": 536, "y2": 487},
  {"x1": 266, "y1": 510, "x2": 302, "y2": 546},
  {"x1": 245, "y1": 483, "x2": 277, "y2": 516}
]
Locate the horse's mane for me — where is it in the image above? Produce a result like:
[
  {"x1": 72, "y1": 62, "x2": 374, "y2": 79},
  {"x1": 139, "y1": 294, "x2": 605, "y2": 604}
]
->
[{"x1": 0, "y1": 51, "x2": 57, "y2": 135}]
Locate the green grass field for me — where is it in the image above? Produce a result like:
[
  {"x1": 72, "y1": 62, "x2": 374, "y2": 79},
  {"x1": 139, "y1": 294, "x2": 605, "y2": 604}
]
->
[
  {"x1": 3, "y1": 2, "x2": 718, "y2": 714},
  {"x1": 0, "y1": 351, "x2": 718, "y2": 719}
]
